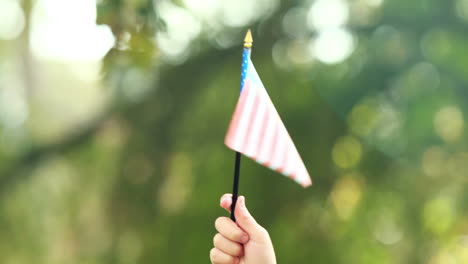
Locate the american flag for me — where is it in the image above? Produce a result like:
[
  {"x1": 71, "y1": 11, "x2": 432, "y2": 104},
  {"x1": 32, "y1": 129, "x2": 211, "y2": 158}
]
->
[{"x1": 225, "y1": 58, "x2": 312, "y2": 187}]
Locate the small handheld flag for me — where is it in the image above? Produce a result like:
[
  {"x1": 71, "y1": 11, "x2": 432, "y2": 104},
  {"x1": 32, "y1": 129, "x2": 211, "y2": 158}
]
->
[
  {"x1": 225, "y1": 57, "x2": 312, "y2": 187},
  {"x1": 226, "y1": 30, "x2": 312, "y2": 220},
  {"x1": 228, "y1": 30, "x2": 253, "y2": 221}
]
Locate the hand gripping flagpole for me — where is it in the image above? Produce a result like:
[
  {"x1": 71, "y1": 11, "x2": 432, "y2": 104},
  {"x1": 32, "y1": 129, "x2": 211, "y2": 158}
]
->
[{"x1": 230, "y1": 30, "x2": 253, "y2": 222}]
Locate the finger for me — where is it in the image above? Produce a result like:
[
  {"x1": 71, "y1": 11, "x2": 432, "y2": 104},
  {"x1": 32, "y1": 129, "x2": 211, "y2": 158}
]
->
[
  {"x1": 234, "y1": 196, "x2": 270, "y2": 243},
  {"x1": 215, "y1": 217, "x2": 249, "y2": 244},
  {"x1": 219, "y1": 195, "x2": 266, "y2": 242},
  {"x1": 213, "y1": 233, "x2": 244, "y2": 257},
  {"x1": 220, "y1": 194, "x2": 232, "y2": 212},
  {"x1": 210, "y1": 248, "x2": 238, "y2": 264}
]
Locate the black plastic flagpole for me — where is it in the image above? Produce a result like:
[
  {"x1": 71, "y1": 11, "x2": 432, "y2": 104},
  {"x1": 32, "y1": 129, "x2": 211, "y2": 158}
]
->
[
  {"x1": 230, "y1": 152, "x2": 241, "y2": 221},
  {"x1": 230, "y1": 30, "x2": 253, "y2": 222}
]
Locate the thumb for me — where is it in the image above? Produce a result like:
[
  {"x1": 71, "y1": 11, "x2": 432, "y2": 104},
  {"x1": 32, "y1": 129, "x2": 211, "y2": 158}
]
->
[{"x1": 234, "y1": 196, "x2": 268, "y2": 242}]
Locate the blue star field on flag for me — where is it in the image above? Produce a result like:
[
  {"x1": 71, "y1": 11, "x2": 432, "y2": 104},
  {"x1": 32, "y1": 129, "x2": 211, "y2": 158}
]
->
[{"x1": 240, "y1": 48, "x2": 251, "y2": 93}]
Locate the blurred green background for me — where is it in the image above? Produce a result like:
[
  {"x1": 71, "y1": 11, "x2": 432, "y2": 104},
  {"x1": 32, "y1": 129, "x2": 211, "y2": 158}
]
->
[{"x1": 1, "y1": 0, "x2": 468, "y2": 263}]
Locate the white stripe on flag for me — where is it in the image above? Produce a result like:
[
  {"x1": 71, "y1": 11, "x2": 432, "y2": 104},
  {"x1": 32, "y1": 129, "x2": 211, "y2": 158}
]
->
[
  {"x1": 284, "y1": 137, "x2": 300, "y2": 177},
  {"x1": 256, "y1": 109, "x2": 274, "y2": 165},
  {"x1": 231, "y1": 82, "x2": 257, "y2": 150},
  {"x1": 245, "y1": 93, "x2": 266, "y2": 158},
  {"x1": 269, "y1": 123, "x2": 286, "y2": 171}
]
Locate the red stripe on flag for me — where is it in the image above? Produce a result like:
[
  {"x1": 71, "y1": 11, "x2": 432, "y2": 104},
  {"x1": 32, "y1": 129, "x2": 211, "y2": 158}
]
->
[
  {"x1": 278, "y1": 143, "x2": 290, "y2": 174},
  {"x1": 255, "y1": 108, "x2": 270, "y2": 159},
  {"x1": 263, "y1": 122, "x2": 279, "y2": 167},
  {"x1": 242, "y1": 92, "x2": 261, "y2": 153},
  {"x1": 225, "y1": 81, "x2": 252, "y2": 149}
]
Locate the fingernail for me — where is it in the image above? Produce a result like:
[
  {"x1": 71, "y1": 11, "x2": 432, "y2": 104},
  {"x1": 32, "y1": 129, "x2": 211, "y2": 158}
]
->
[
  {"x1": 221, "y1": 197, "x2": 229, "y2": 204},
  {"x1": 239, "y1": 196, "x2": 246, "y2": 209}
]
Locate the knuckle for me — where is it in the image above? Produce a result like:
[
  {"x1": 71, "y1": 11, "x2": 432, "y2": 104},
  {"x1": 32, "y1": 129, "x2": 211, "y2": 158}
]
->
[
  {"x1": 214, "y1": 217, "x2": 225, "y2": 229},
  {"x1": 259, "y1": 226, "x2": 270, "y2": 239},
  {"x1": 256, "y1": 226, "x2": 272, "y2": 244},
  {"x1": 210, "y1": 248, "x2": 219, "y2": 262},
  {"x1": 259, "y1": 226, "x2": 269, "y2": 236},
  {"x1": 213, "y1": 233, "x2": 221, "y2": 246}
]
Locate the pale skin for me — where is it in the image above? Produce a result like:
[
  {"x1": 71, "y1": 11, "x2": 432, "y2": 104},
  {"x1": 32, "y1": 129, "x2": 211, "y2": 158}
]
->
[{"x1": 210, "y1": 194, "x2": 277, "y2": 264}]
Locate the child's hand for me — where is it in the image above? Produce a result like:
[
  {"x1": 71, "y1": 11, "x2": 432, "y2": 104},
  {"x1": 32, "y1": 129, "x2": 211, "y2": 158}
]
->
[{"x1": 210, "y1": 194, "x2": 276, "y2": 264}]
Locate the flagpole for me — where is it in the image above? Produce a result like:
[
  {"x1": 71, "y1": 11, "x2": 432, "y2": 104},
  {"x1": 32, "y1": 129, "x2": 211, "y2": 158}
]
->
[{"x1": 230, "y1": 30, "x2": 253, "y2": 222}]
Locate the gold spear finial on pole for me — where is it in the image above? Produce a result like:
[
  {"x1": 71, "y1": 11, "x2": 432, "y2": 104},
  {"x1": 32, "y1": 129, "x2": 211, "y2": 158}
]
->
[{"x1": 244, "y1": 29, "x2": 253, "y2": 48}]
